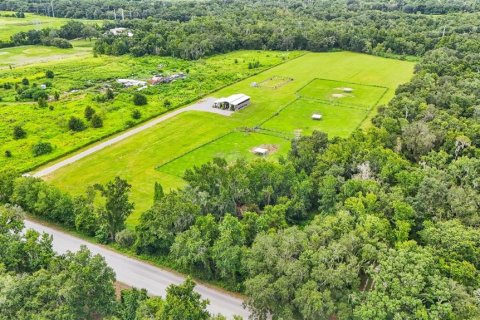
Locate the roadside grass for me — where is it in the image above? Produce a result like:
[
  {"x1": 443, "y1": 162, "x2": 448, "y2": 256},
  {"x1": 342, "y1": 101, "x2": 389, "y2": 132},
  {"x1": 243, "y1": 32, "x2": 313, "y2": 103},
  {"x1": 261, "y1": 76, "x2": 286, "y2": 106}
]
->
[
  {"x1": 42, "y1": 51, "x2": 415, "y2": 227},
  {"x1": 0, "y1": 11, "x2": 100, "y2": 41},
  {"x1": 0, "y1": 50, "x2": 300, "y2": 172}
]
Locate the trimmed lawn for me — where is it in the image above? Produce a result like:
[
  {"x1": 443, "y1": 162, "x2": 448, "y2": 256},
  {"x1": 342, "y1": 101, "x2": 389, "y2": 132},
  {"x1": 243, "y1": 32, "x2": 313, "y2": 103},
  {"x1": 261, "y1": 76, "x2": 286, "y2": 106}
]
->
[
  {"x1": 42, "y1": 51, "x2": 415, "y2": 226},
  {"x1": 297, "y1": 79, "x2": 387, "y2": 108},
  {"x1": 261, "y1": 98, "x2": 369, "y2": 137},
  {"x1": 158, "y1": 131, "x2": 291, "y2": 178}
]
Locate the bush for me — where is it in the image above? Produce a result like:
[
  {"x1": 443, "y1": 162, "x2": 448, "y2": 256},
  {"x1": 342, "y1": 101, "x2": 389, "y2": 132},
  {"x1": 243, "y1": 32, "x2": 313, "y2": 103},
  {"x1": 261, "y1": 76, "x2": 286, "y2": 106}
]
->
[
  {"x1": 37, "y1": 97, "x2": 48, "y2": 108},
  {"x1": 3, "y1": 82, "x2": 12, "y2": 89},
  {"x1": 133, "y1": 93, "x2": 147, "y2": 106},
  {"x1": 124, "y1": 120, "x2": 135, "y2": 128},
  {"x1": 68, "y1": 116, "x2": 86, "y2": 131},
  {"x1": 45, "y1": 70, "x2": 55, "y2": 79},
  {"x1": 84, "y1": 106, "x2": 96, "y2": 120},
  {"x1": 105, "y1": 88, "x2": 114, "y2": 100},
  {"x1": 163, "y1": 99, "x2": 172, "y2": 108},
  {"x1": 4, "y1": 150, "x2": 12, "y2": 157},
  {"x1": 115, "y1": 229, "x2": 136, "y2": 248},
  {"x1": 13, "y1": 126, "x2": 26, "y2": 139},
  {"x1": 21, "y1": 78, "x2": 29, "y2": 85},
  {"x1": 32, "y1": 142, "x2": 53, "y2": 156},
  {"x1": 131, "y1": 109, "x2": 141, "y2": 119},
  {"x1": 54, "y1": 91, "x2": 60, "y2": 101},
  {"x1": 91, "y1": 114, "x2": 103, "y2": 128}
]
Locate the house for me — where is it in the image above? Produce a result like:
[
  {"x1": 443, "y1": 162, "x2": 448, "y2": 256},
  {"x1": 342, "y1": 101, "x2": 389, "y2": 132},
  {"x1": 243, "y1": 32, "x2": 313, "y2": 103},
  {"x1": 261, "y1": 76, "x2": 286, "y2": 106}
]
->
[
  {"x1": 253, "y1": 147, "x2": 268, "y2": 156},
  {"x1": 312, "y1": 113, "x2": 322, "y2": 120},
  {"x1": 213, "y1": 94, "x2": 251, "y2": 111},
  {"x1": 109, "y1": 27, "x2": 133, "y2": 37},
  {"x1": 117, "y1": 79, "x2": 147, "y2": 87}
]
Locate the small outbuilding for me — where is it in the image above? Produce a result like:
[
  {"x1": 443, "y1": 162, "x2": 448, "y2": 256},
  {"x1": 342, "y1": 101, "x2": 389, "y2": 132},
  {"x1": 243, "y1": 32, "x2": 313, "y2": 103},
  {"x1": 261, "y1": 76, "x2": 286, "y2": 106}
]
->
[
  {"x1": 213, "y1": 94, "x2": 251, "y2": 111},
  {"x1": 109, "y1": 27, "x2": 133, "y2": 37},
  {"x1": 253, "y1": 147, "x2": 268, "y2": 156},
  {"x1": 343, "y1": 87, "x2": 353, "y2": 93},
  {"x1": 117, "y1": 79, "x2": 147, "y2": 87},
  {"x1": 312, "y1": 113, "x2": 322, "y2": 120}
]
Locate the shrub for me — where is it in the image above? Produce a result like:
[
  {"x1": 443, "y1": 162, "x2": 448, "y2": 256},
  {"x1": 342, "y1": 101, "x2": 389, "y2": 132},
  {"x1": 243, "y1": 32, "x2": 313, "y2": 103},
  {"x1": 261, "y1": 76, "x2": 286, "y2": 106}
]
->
[
  {"x1": 133, "y1": 93, "x2": 147, "y2": 106},
  {"x1": 13, "y1": 126, "x2": 26, "y2": 139},
  {"x1": 84, "y1": 106, "x2": 96, "y2": 120},
  {"x1": 21, "y1": 78, "x2": 29, "y2": 85},
  {"x1": 37, "y1": 97, "x2": 48, "y2": 108},
  {"x1": 32, "y1": 142, "x2": 53, "y2": 156},
  {"x1": 4, "y1": 150, "x2": 12, "y2": 157},
  {"x1": 3, "y1": 83, "x2": 12, "y2": 89},
  {"x1": 115, "y1": 229, "x2": 136, "y2": 248},
  {"x1": 163, "y1": 99, "x2": 172, "y2": 108},
  {"x1": 54, "y1": 91, "x2": 60, "y2": 101},
  {"x1": 91, "y1": 114, "x2": 103, "y2": 128},
  {"x1": 45, "y1": 70, "x2": 55, "y2": 79},
  {"x1": 131, "y1": 109, "x2": 141, "y2": 119},
  {"x1": 124, "y1": 120, "x2": 135, "y2": 128},
  {"x1": 68, "y1": 116, "x2": 86, "y2": 131},
  {"x1": 105, "y1": 88, "x2": 114, "y2": 100}
]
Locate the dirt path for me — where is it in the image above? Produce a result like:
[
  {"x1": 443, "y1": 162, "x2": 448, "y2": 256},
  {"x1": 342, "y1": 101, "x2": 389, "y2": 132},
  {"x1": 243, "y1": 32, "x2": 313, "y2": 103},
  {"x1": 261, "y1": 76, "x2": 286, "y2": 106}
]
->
[{"x1": 32, "y1": 97, "x2": 230, "y2": 178}]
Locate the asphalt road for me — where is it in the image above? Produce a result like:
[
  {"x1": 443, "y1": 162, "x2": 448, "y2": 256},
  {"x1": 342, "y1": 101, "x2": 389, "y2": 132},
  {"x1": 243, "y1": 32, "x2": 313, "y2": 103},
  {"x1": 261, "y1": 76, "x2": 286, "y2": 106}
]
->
[
  {"x1": 24, "y1": 219, "x2": 250, "y2": 319},
  {"x1": 32, "y1": 97, "x2": 231, "y2": 178}
]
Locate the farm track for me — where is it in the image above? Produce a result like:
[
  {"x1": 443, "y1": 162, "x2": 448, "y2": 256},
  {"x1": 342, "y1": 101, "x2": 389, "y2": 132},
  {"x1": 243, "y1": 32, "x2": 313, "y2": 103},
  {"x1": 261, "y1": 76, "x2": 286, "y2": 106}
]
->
[{"x1": 32, "y1": 97, "x2": 229, "y2": 178}]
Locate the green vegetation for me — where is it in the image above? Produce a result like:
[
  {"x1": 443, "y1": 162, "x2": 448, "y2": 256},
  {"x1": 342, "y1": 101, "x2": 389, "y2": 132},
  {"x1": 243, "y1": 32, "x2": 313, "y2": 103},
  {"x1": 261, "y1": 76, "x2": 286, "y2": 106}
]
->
[
  {"x1": 0, "y1": 50, "x2": 298, "y2": 172},
  {"x1": 43, "y1": 52, "x2": 414, "y2": 224},
  {"x1": 0, "y1": 11, "x2": 99, "y2": 41}
]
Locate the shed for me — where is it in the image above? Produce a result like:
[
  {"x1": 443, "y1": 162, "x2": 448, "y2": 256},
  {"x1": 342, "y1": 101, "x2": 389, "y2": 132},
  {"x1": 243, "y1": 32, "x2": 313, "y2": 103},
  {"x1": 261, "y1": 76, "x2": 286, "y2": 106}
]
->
[
  {"x1": 253, "y1": 147, "x2": 268, "y2": 156},
  {"x1": 40, "y1": 84, "x2": 47, "y2": 90},
  {"x1": 343, "y1": 87, "x2": 353, "y2": 93},
  {"x1": 213, "y1": 94, "x2": 250, "y2": 111},
  {"x1": 312, "y1": 113, "x2": 322, "y2": 120}
]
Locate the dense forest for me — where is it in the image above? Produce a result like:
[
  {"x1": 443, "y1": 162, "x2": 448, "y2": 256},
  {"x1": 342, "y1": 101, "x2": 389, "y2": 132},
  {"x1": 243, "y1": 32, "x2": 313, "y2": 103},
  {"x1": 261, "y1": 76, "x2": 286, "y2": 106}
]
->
[{"x1": 1, "y1": 0, "x2": 480, "y2": 319}]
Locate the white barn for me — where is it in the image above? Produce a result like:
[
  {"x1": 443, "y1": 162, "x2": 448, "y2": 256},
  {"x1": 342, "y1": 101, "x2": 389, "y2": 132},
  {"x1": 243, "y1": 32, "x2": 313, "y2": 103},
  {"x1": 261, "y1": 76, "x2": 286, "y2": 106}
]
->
[{"x1": 213, "y1": 94, "x2": 250, "y2": 111}]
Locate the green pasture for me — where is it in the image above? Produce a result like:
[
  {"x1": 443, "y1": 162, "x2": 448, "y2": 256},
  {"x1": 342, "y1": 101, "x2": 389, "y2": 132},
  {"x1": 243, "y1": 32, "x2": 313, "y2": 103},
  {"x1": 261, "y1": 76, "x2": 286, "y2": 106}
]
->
[
  {"x1": 40, "y1": 51, "x2": 414, "y2": 226},
  {"x1": 297, "y1": 79, "x2": 387, "y2": 108},
  {"x1": 158, "y1": 131, "x2": 291, "y2": 178},
  {"x1": 261, "y1": 98, "x2": 369, "y2": 137},
  {"x1": 0, "y1": 40, "x2": 93, "y2": 68},
  {"x1": 0, "y1": 11, "x2": 100, "y2": 41}
]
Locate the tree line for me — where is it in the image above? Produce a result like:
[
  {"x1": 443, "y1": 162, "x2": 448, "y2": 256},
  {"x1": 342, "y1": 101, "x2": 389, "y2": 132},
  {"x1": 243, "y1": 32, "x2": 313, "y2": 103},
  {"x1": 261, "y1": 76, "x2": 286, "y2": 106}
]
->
[{"x1": 0, "y1": 204, "x2": 239, "y2": 319}]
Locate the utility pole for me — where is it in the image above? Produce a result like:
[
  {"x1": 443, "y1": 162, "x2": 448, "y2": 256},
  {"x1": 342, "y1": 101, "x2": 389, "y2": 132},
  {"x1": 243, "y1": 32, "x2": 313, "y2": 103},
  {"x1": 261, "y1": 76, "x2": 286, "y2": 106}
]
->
[
  {"x1": 113, "y1": 9, "x2": 117, "y2": 20},
  {"x1": 121, "y1": 8, "x2": 124, "y2": 20}
]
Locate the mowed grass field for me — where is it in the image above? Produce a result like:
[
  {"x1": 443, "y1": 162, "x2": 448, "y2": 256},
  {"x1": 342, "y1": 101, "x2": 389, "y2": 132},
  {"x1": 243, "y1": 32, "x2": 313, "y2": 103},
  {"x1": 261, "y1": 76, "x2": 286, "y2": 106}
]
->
[
  {"x1": 0, "y1": 40, "x2": 93, "y2": 68},
  {"x1": 0, "y1": 11, "x2": 99, "y2": 41},
  {"x1": 42, "y1": 52, "x2": 415, "y2": 226}
]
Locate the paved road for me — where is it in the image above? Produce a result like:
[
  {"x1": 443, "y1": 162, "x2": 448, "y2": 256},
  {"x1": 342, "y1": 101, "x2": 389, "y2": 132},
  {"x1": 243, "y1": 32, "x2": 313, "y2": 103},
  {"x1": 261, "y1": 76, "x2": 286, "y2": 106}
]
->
[
  {"x1": 32, "y1": 97, "x2": 232, "y2": 178},
  {"x1": 24, "y1": 219, "x2": 249, "y2": 319}
]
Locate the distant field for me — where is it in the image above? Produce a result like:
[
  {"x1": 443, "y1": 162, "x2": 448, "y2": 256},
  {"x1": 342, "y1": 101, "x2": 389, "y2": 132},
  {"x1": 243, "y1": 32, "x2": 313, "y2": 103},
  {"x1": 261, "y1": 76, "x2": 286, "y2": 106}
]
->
[
  {"x1": 40, "y1": 51, "x2": 414, "y2": 225},
  {"x1": 0, "y1": 40, "x2": 93, "y2": 67},
  {"x1": 0, "y1": 11, "x2": 100, "y2": 41}
]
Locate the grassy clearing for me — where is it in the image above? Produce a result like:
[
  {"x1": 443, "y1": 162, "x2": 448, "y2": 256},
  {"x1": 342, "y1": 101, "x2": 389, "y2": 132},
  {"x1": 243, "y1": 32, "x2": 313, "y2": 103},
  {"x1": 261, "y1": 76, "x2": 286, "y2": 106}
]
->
[
  {"x1": 158, "y1": 131, "x2": 291, "y2": 178},
  {"x1": 297, "y1": 79, "x2": 387, "y2": 108},
  {"x1": 43, "y1": 51, "x2": 414, "y2": 226},
  {"x1": 0, "y1": 40, "x2": 93, "y2": 68},
  {"x1": 261, "y1": 98, "x2": 369, "y2": 137},
  {"x1": 1, "y1": 50, "x2": 299, "y2": 172},
  {"x1": 0, "y1": 11, "x2": 100, "y2": 41}
]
